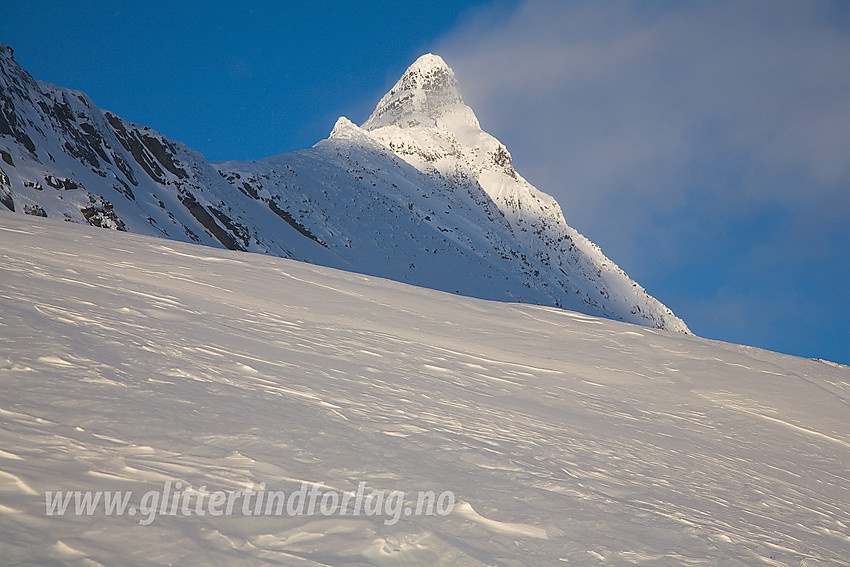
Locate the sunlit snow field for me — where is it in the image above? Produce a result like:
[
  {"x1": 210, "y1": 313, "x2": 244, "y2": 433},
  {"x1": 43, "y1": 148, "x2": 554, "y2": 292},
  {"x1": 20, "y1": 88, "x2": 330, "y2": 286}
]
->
[{"x1": 1, "y1": 211, "x2": 849, "y2": 565}]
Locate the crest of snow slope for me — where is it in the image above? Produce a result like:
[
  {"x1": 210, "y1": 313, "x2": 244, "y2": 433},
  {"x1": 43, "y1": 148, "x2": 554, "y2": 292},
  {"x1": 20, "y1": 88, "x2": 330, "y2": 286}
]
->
[
  {"x1": 1, "y1": 212, "x2": 849, "y2": 565},
  {"x1": 361, "y1": 54, "x2": 688, "y2": 333}
]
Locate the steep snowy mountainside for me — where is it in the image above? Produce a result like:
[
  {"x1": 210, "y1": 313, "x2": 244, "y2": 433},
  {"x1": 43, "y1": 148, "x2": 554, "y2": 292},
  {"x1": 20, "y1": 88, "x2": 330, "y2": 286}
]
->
[
  {"x1": 2, "y1": 212, "x2": 849, "y2": 565},
  {"x1": 0, "y1": 43, "x2": 334, "y2": 260},
  {"x1": 216, "y1": 55, "x2": 687, "y2": 331},
  {"x1": 361, "y1": 54, "x2": 687, "y2": 332},
  {"x1": 216, "y1": 116, "x2": 576, "y2": 304},
  {"x1": 1, "y1": 41, "x2": 686, "y2": 331}
]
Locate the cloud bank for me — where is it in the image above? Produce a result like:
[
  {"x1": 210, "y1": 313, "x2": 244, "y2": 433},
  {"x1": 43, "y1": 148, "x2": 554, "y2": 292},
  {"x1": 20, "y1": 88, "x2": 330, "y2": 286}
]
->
[{"x1": 435, "y1": 0, "x2": 850, "y2": 362}]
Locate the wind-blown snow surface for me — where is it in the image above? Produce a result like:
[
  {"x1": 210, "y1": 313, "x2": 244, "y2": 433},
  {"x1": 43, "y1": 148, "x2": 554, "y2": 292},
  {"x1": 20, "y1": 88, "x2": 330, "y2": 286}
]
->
[{"x1": 1, "y1": 212, "x2": 849, "y2": 566}]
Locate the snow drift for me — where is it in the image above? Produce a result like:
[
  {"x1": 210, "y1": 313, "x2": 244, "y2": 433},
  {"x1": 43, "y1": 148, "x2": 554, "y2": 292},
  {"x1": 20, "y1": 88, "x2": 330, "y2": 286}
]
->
[{"x1": 0, "y1": 211, "x2": 848, "y2": 565}]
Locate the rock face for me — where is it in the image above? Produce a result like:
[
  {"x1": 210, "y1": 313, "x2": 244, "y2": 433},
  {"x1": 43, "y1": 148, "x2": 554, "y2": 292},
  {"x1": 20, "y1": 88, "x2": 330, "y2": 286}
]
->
[{"x1": 0, "y1": 45, "x2": 688, "y2": 332}]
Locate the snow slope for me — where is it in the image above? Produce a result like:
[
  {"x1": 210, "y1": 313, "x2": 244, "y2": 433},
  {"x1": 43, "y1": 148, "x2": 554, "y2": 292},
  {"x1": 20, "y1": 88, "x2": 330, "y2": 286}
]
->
[
  {"x1": 0, "y1": 43, "x2": 686, "y2": 332},
  {"x1": 1, "y1": 211, "x2": 848, "y2": 565}
]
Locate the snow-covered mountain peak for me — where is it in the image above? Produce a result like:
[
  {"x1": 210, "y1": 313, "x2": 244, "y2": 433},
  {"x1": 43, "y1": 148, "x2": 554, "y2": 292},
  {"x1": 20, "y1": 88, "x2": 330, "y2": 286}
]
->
[
  {"x1": 409, "y1": 52, "x2": 451, "y2": 75},
  {"x1": 362, "y1": 54, "x2": 479, "y2": 132},
  {"x1": 361, "y1": 54, "x2": 519, "y2": 179},
  {"x1": 358, "y1": 55, "x2": 690, "y2": 333},
  {"x1": 325, "y1": 116, "x2": 395, "y2": 158},
  {"x1": 328, "y1": 116, "x2": 362, "y2": 141}
]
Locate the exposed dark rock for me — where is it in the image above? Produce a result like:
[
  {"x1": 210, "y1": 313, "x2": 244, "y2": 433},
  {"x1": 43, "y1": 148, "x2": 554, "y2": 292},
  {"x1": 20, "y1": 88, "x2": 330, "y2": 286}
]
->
[
  {"x1": 0, "y1": 106, "x2": 37, "y2": 154},
  {"x1": 178, "y1": 191, "x2": 244, "y2": 251},
  {"x1": 268, "y1": 198, "x2": 326, "y2": 247},
  {"x1": 80, "y1": 194, "x2": 126, "y2": 231},
  {"x1": 78, "y1": 121, "x2": 112, "y2": 164},
  {"x1": 114, "y1": 178, "x2": 136, "y2": 201},
  {"x1": 44, "y1": 175, "x2": 80, "y2": 190},
  {"x1": 0, "y1": 182, "x2": 14, "y2": 213},
  {"x1": 209, "y1": 206, "x2": 250, "y2": 248},
  {"x1": 105, "y1": 112, "x2": 167, "y2": 184},
  {"x1": 111, "y1": 150, "x2": 138, "y2": 186},
  {"x1": 138, "y1": 134, "x2": 188, "y2": 179},
  {"x1": 0, "y1": 165, "x2": 12, "y2": 212},
  {"x1": 239, "y1": 181, "x2": 259, "y2": 199},
  {"x1": 24, "y1": 204, "x2": 46, "y2": 217}
]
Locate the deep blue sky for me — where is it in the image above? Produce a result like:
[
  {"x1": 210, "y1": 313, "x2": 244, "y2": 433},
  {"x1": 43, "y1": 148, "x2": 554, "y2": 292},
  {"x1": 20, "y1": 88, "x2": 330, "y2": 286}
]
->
[
  {"x1": 3, "y1": 1, "x2": 848, "y2": 365},
  {"x1": 2, "y1": 1, "x2": 500, "y2": 160}
]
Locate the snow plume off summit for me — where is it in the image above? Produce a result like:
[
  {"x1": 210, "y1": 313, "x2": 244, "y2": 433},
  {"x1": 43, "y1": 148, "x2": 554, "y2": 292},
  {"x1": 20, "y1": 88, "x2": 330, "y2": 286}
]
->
[{"x1": 0, "y1": 45, "x2": 687, "y2": 331}]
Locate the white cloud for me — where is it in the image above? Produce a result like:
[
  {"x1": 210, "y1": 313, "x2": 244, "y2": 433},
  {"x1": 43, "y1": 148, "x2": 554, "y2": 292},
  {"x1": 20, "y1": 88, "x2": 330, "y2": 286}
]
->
[
  {"x1": 437, "y1": 0, "x2": 850, "y2": 224},
  {"x1": 433, "y1": 0, "x2": 850, "y2": 358}
]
